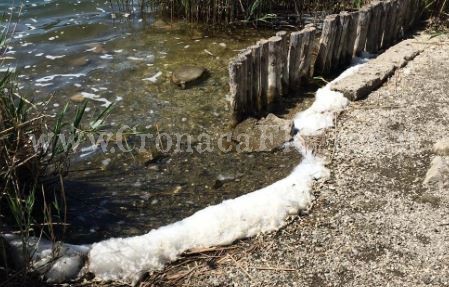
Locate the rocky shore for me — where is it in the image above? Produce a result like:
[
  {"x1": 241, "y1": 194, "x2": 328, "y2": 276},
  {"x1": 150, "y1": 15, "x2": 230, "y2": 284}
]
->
[{"x1": 161, "y1": 33, "x2": 449, "y2": 287}]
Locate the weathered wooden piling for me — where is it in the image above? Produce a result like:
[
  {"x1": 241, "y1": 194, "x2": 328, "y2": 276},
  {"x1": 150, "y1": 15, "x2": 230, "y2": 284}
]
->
[
  {"x1": 341, "y1": 11, "x2": 360, "y2": 65},
  {"x1": 404, "y1": 0, "x2": 414, "y2": 30},
  {"x1": 382, "y1": 0, "x2": 396, "y2": 48},
  {"x1": 230, "y1": 0, "x2": 422, "y2": 123},
  {"x1": 276, "y1": 31, "x2": 289, "y2": 96},
  {"x1": 229, "y1": 57, "x2": 244, "y2": 122},
  {"x1": 267, "y1": 36, "x2": 283, "y2": 105},
  {"x1": 240, "y1": 50, "x2": 252, "y2": 116},
  {"x1": 377, "y1": 1, "x2": 389, "y2": 49},
  {"x1": 288, "y1": 26, "x2": 316, "y2": 90},
  {"x1": 250, "y1": 45, "x2": 261, "y2": 115},
  {"x1": 394, "y1": 0, "x2": 407, "y2": 40},
  {"x1": 334, "y1": 11, "x2": 351, "y2": 67},
  {"x1": 366, "y1": 1, "x2": 382, "y2": 53},
  {"x1": 315, "y1": 14, "x2": 339, "y2": 75},
  {"x1": 258, "y1": 40, "x2": 269, "y2": 113},
  {"x1": 354, "y1": 6, "x2": 371, "y2": 56}
]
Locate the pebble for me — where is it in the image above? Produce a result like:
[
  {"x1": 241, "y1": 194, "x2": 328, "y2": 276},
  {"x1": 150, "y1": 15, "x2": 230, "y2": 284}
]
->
[{"x1": 70, "y1": 93, "x2": 86, "y2": 103}]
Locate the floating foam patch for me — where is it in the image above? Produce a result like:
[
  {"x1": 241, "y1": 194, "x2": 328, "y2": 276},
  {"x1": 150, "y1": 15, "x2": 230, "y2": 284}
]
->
[{"x1": 35, "y1": 73, "x2": 85, "y2": 82}]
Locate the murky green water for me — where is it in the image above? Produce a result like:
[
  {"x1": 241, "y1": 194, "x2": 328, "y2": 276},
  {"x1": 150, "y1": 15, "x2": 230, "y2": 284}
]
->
[{"x1": 2, "y1": 0, "x2": 308, "y2": 244}]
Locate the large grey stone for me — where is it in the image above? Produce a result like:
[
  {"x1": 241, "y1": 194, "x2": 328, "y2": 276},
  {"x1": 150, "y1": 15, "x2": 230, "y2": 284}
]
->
[
  {"x1": 433, "y1": 138, "x2": 449, "y2": 156},
  {"x1": 232, "y1": 113, "x2": 293, "y2": 152},
  {"x1": 423, "y1": 156, "x2": 449, "y2": 185},
  {"x1": 331, "y1": 39, "x2": 422, "y2": 100}
]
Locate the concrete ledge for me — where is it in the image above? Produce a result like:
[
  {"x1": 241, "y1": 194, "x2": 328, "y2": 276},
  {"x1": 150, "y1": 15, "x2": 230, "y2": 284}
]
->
[{"x1": 331, "y1": 39, "x2": 423, "y2": 100}]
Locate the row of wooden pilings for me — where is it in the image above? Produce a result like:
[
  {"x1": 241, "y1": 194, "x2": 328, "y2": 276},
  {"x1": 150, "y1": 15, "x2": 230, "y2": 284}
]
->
[{"x1": 229, "y1": 0, "x2": 422, "y2": 123}]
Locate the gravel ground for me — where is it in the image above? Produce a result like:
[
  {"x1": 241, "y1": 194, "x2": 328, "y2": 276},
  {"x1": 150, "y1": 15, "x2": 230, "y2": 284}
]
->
[{"x1": 161, "y1": 33, "x2": 449, "y2": 287}]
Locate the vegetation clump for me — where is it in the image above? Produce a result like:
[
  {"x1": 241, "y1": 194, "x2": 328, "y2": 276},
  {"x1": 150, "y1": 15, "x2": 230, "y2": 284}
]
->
[{"x1": 0, "y1": 22, "x2": 110, "y2": 283}]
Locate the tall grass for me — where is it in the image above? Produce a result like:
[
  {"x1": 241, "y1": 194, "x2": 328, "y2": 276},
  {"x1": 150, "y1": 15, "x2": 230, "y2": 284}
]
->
[
  {"x1": 137, "y1": 0, "x2": 365, "y2": 25},
  {"x1": 0, "y1": 20, "x2": 111, "y2": 283},
  {"x1": 424, "y1": 0, "x2": 448, "y2": 26}
]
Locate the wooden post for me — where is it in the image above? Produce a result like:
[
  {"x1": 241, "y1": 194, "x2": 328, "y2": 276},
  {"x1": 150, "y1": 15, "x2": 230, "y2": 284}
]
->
[
  {"x1": 331, "y1": 13, "x2": 343, "y2": 70},
  {"x1": 382, "y1": 0, "x2": 396, "y2": 49},
  {"x1": 241, "y1": 49, "x2": 255, "y2": 115},
  {"x1": 334, "y1": 11, "x2": 351, "y2": 68},
  {"x1": 354, "y1": 6, "x2": 371, "y2": 56},
  {"x1": 377, "y1": 1, "x2": 389, "y2": 49},
  {"x1": 239, "y1": 50, "x2": 251, "y2": 117},
  {"x1": 341, "y1": 11, "x2": 360, "y2": 65},
  {"x1": 391, "y1": 0, "x2": 401, "y2": 45},
  {"x1": 395, "y1": 0, "x2": 407, "y2": 40},
  {"x1": 288, "y1": 26, "x2": 316, "y2": 90},
  {"x1": 267, "y1": 36, "x2": 282, "y2": 106},
  {"x1": 303, "y1": 25, "x2": 317, "y2": 80},
  {"x1": 229, "y1": 59, "x2": 238, "y2": 121},
  {"x1": 258, "y1": 39, "x2": 269, "y2": 113},
  {"x1": 229, "y1": 57, "x2": 244, "y2": 122},
  {"x1": 288, "y1": 30, "x2": 305, "y2": 91},
  {"x1": 404, "y1": 0, "x2": 414, "y2": 31},
  {"x1": 315, "y1": 14, "x2": 339, "y2": 75},
  {"x1": 276, "y1": 31, "x2": 289, "y2": 96},
  {"x1": 299, "y1": 26, "x2": 316, "y2": 82},
  {"x1": 249, "y1": 45, "x2": 261, "y2": 115},
  {"x1": 365, "y1": 1, "x2": 382, "y2": 53}
]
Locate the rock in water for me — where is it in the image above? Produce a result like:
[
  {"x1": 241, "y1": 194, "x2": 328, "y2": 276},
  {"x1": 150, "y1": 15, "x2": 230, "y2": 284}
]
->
[
  {"x1": 69, "y1": 57, "x2": 90, "y2": 67},
  {"x1": 171, "y1": 66, "x2": 206, "y2": 89},
  {"x1": 70, "y1": 93, "x2": 85, "y2": 103},
  {"x1": 232, "y1": 114, "x2": 293, "y2": 152}
]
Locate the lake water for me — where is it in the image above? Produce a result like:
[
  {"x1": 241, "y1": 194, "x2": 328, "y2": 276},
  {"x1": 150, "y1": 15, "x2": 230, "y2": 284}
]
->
[{"x1": 2, "y1": 0, "x2": 311, "y2": 244}]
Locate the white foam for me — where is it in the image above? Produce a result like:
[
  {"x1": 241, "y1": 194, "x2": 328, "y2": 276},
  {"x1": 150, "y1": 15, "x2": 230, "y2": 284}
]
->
[
  {"x1": 100, "y1": 54, "x2": 113, "y2": 60},
  {"x1": 35, "y1": 73, "x2": 85, "y2": 82},
  {"x1": 80, "y1": 92, "x2": 112, "y2": 107},
  {"x1": 127, "y1": 56, "x2": 144, "y2": 61},
  {"x1": 35, "y1": 82, "x2": 53, "y2": 87},
  {"x1": 45, "y1": 55, "x2": 65, "y2": 60},
  {"x1": 143, "y1": 71, "x2": 162, "y2": 83},
  {"x1": 294, "y1": 57, "x2": 368, "y2": 136}
]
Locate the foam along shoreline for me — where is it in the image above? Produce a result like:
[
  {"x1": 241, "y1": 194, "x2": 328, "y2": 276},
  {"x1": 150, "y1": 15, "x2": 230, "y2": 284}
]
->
[{"x1": 2, "y1": 56, "x2": 368, "y2": 284}]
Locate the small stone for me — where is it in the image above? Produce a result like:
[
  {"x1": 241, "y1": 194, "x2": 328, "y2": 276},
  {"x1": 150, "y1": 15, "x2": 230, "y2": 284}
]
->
[
  {"x1": 423, "y1": 156, "x2": 449, "y2": 185},
  {"x1": 172, "y1": 185, "x2": 182, "y2": 194},
  {"x1": 90, "y1": 44, "x2": 106, "y2": 54},
  {"x1": 69, "y1": 56, "x2": 90, "y2": 67},
  {"x1": 433, "y1": 138, "x2": 449, "y2": 156},
  {"x1": 70, "y1": 93, "x2": 85, "y2": 103},
  {"x1": 219, "y1": 43, "x2": 227, "y2": 48}
]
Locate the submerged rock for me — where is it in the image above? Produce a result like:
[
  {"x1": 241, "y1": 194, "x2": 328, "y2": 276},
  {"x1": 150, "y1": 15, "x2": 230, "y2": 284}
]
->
[
  {"x1": 171, "y1": 66, "x2": 206, "y2": 89},
  {"x1": 70, "y1": 93, "x2": 86, "y2": 103},
  {"x1": 232, "y1": 114, "x2": 293, "y2": 153},
  {"x1": 69, "y1": 57, "x2": 90, "y2": 67}
]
